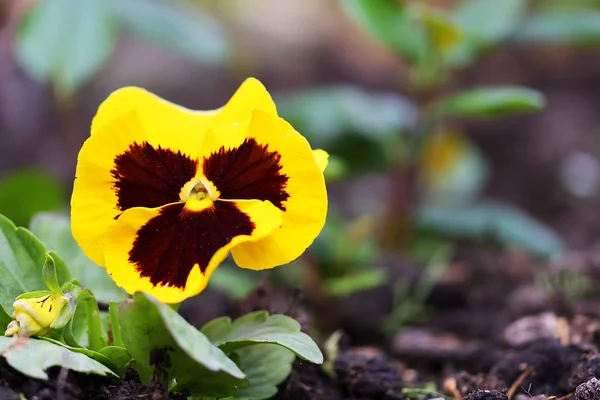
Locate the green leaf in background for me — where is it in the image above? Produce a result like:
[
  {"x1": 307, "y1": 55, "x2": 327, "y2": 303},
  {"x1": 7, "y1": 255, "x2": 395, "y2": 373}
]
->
[
  {"x1": 278, "y1": 86, "x2": 416, "y2": 146},
  {"x1": 119, "y1": 293, "x2": 246, "y2": 397},
  {"x1": 454, "y1": 0, "x2": 525, "y2": 44},
  {"x1": 433, "y1": 87, "x2": 545, "y2": 118},
  {"x1": 0, "y1": 337, "x2": 116, "y2": 380},
  {"x1": 278, "y1": 86, "x2": 416, "y2": 174},
  {"x1": 340, "y1": 0, "x2": 428, "y2": 63},
  {"x1": 209, "y1": 265, "x2": 258, "y2": 300},
  {"x1": 448, "y1": 0, "x2": 526, "y2": 67},
  {"x1": 233, "y1": 344, "x2": 295, "y2": 400},
  {"x1": 515, "y1": 11, "x2": 600, "y2": 45},
  {"x1": 416, "y1": 201, "x2": 566, "y2": 259},
  {"x1": 16, "y1": 0, "x2": 117, "y2": 97},
  {"x1": 201, "y1": 311, "x2": 323, "y2": 364},
  {"x1": 29, "y1": 213, "x2": 126, "y2": 304},
  {"x1": 0, "y1": 170, "x2": 64, "y2": 228},
  {"x1": 0, "y1": 214, "x2": 50, "y2": 316},
  {"x1": 325, "y1": 269, "x2": 388, "y2": 298},
  {"x1": 108, "y1": 0, "x2": 228, "y2": 64}
]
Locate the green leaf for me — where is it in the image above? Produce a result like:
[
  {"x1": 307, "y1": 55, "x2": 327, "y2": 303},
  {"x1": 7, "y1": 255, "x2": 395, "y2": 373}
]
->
[
  {"x1": 0, "y1": 214, "x2": 51, "y2": 314},
  {"x1": 340, "y1": 0, "x2": 427, "y2": 62},
  {"x1": 109, "y1": 301, "x2": 124, "y2": 348},
  {"x1": 0, "y1": 336, "x2": 116, "y2": 380},
  {"x1": 119, "y1": 293, "x2": 246, "y2": 397},
  {"x1": 41, "y1": 336, "x2": 123, "y2": 375},
  {"x1": 79, "y1": 289, "x2": 107, "y2": 351},
  {"x1": 453, "y1": 0, "x2": 525, "y2": 44},
  {"x1": 0, "y1": 170, "x2": 64, "y2": 228},
  {"x1": 108, "y1": 0, "x2": 228, "y2": 64},
  {"x1": 99, "y1": 346, "x2": 132, "y2": 374},
  {"x1": 325, "y1": 269, "x2": 387, "y2": 298},
  {"x1": 416, "y1": 201, "x2": 565, "y2": 259},
  {"x1": 29, "y1": 213, "x2": 126, "y2": 303},
  {"x1": 201, "y1": 311, "x2": 323, "y2": 364},
  {"x1": 278, "y1": 86, "x2": 416, "y2": 174},
  {"x1": 16, "y1": 0, "x2": 117, "y2": 96},
  {"x1": 209, "y1": 265, "x2": 258, "y2": 300},
  {"x1": 277, "y1": 85, "x2": 416, "y2": 147},
  {"x1": 515, "y1": 11, "x2": 600, "y2": 45},
  {"x1": 447, "y1": 0, "x2": 526, "y2": 66},
  {"x1": 433, "y1": 87, "x2": 545, "y2": 118},
  {"x1": 42, "y1": 253, "x2": 67, "y2": 294},
  {"x1": 234, "y1": 344, "x2": 295, "y2": 400}
]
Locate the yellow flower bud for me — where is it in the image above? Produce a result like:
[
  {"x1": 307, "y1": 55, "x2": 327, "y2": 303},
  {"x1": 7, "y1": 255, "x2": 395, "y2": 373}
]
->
[{"x1": 4, "y1": 294, "x2": 70, "y2": 337}]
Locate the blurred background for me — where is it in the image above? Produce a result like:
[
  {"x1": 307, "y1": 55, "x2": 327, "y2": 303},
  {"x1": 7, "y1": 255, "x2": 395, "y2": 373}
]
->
[{"x1": 2, "y1": 0, "x2": 600, "y2": 342}]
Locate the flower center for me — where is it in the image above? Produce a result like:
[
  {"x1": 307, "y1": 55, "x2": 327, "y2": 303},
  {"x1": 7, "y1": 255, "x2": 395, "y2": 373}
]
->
[
  {"x1": 180, "y1": 177, "x2": 219, "y2": 212},
  {"x1": 190, "y1": 183, "x2": 208, "y2": 201}
]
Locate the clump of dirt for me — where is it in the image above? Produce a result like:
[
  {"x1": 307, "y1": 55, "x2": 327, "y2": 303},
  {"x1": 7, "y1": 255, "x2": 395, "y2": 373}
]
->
[
  {"x1": 463, "y1": 390, "x2": 508, "y2": 400},
  {"x1": 491, "y1": 340, "x2": 583, "y2": 396},
  {"x1": 575, "y1": 377, "x2": 600, "y2": 400},
  {"x1": 334, "y1": 347, "x2": 405, "y2": 399}
]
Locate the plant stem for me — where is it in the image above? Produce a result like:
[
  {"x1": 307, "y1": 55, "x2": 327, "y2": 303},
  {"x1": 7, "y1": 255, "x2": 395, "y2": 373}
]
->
[
  {"x1": 84, "y1": 291, "x2": 105, "y2": 351},
  {"x1": 108, "y1": 302, "x2": 124, "y2": 348}
]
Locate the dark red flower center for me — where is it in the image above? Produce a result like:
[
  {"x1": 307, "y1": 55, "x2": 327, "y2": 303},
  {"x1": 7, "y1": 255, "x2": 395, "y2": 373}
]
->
[{"x1": 111, "y1": 138, "x2": 288, "y2": 288}]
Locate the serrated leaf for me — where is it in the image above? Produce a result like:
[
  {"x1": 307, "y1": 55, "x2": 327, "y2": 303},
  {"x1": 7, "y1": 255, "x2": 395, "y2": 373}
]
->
[
  {"x1": 201, "y1": 311, "x2": 323, "y2": 364},
  {"x1": 108, "y1": 0, "x2": 228, "y2": 64},
  {"x1": 416, "y1": 201, "x2": 565, "y2": 259},
  {"x1": 29, "y1": 213, "x2": 126, "y2": 303},
  {"x1": 0, "y1": 337, "x2": 116, "y2": 380},
  {"x1": 0, "y1": 214, "x2": 55, "y2": 314},
  {"x1": 16, "y1": 0, "x2": 117, "y2": 96},
  {"x1": 119, "y1": 293, "x2": 246, "y2": 397},
  {"x1": 515, "y1": 11, "x2": 600, "y2": 45},
  {"x1": 234, "y1": 344, "x2": 295, "y2": 400},
  {"x1": 433, "y1": 87, "x2": 545, "y2": 118},
  {"x1": 340, "y1": 0, "x2": 427, "y2": 62}
]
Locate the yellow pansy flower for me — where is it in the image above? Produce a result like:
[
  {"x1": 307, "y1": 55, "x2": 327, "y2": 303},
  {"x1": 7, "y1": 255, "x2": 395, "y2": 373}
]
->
[
  {"x1": 5, "y1": 294, "x2": 70, "y2": 337},
  {"x1": 71, "y1": 78, "x2": 328, "y2": 304}
]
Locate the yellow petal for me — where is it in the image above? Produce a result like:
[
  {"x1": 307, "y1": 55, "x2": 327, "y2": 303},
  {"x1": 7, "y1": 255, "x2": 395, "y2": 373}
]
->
[
  {"x1": 71, "y1": 111, "x2": 204, "y2": 266},
  {"x1": 312, "y1": 149, "x2": 329, "y2": 173},
  {"x1": 91, "y1": 87, "x2": 208, "y2": 135},
  {"x1": 103, "y1": 199, "x2": 282, "y2": 304},
  {"x1": 195, "y1": 109, "x2": 327, "y2": 270},
  {"x1": 209, "y1": 77, "x2": 277, "y2": 125},
  {"x1": 91, "y1": 78, "x2": 276, "y2": 136}
]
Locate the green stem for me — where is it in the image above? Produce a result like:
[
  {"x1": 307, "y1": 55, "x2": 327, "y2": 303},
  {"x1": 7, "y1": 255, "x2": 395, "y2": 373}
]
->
[
  {"x1": 84, "y1": 291, "x2": 105, "y2": 351},
  {"x1": 108, "y1": 302, "x2": 124, "y2": 348}
]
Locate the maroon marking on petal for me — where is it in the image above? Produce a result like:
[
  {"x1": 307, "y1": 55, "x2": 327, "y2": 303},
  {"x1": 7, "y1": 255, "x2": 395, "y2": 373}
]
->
[
  {"x1": 111, "y1": 142, "x2": 197, "y2": 213},
  {"x1": 129, "y1": 201, "x2": 254, "y2": 289},
  {"x1": 203, "y1": 138, "x2": 290, "y2": 210}
]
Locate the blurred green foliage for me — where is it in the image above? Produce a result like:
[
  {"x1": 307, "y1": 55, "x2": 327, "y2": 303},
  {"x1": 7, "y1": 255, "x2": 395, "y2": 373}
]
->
[
  {"x1": 276, "y1": 0, "x2": 581, "y2": 307},
  {"x1": 16, "y1": 0, "x2": 228, "y2": 99},
  {"x1": 0, "y1": 170, "x2": 64, "y2": 228},
  {"x1": 432, "y1": 87, "x2": 546, "y2": 119},
  {"x1": 311, "y1": 213, "x2": 386, "y2": 298},
  {"x1": 417, "y1": 202, "x2": 565, "y2": 259}
]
